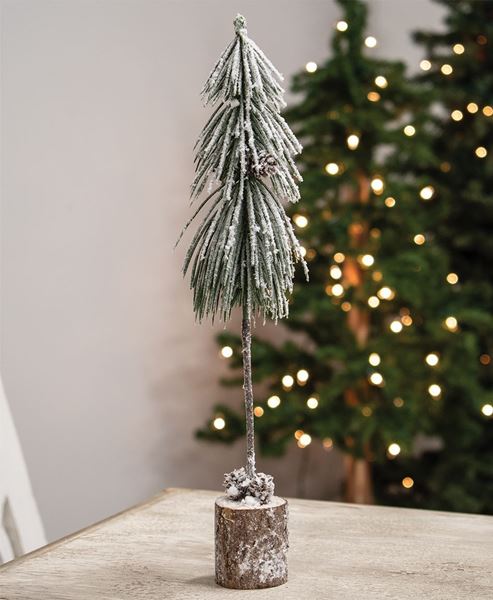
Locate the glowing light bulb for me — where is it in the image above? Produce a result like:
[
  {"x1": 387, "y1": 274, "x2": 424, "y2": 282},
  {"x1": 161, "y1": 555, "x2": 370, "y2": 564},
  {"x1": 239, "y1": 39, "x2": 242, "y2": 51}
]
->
[
  {"x1": 254, "y1": 406, "x2": 264, "y2": 417},
  {"x1": 282, "y1": 374, "x2": 294, "y2": 389},
  {"x1": 483, "y1": 105, "x2": 493, "y2": 117},
  {"x1": 420, "y1": 59, "x2": 432, "y2": 71},
  {"x1": 347, "y1": 134, "x2": 360, "y2": 150},
  {"x1": 336, "y1": 20, "x2": 348, "y2": 32},
  {"x1": 482, "y1": 404, "x2": 493, "y2": 417},
  {"x1": 367, "y1": 91, "x2": 380, "y2": 102},
  {"x1": 444, "y1": 316, "x2": 458, "y2": 331},
  {"x1": 369, "y1": 372, "x2": 384, "y2": 386},
  {"x1": 297, "y1": 369, "x2": 309, "y2": 384},
  {"x1": 441, "y1": 64, "x2": 453, "y2": 75},
  {"x1": 403, "y1": 125, "x2": 416, "y2": 136},
  {"x1": 330, "y1": 265, "x2": 342, "y2": 279},
  {"x1": 377, "y1": 286, "x2": 394, "y2": 300},
  {"x1": 425, "y1": 353, "x2": 439, "y2": 366},
  {"x1": 365, "y1": 36, "x2": 377, "y2": 48},
  {"x1": 451, "y1": 109, "x2": 463, "y2": 121},
  {"x1": 368, "y1": 296, "x2": 380, "y2": 308},
  {"x1": 213, "y1": 417, "x2": 225, "y2": 430},
  {"x1": 388, "y1": 443, "x2": 401, "y2": 456},
  {"x1": 375, "y1": 75, "x2": 388, "y2": 88},
  {"x1": 298, "y1": 433, "x2": 312, "y2": 448},
  {"x1": 334, "y1": 252, "x2": 345, "y2": 263},
  {"x1": 390, "y1": 320, "x2": 403, "y2": 333},
  {"x1": 331, "y1": 283, "x2": 344, "y2": 297},
  {"x1": 299, "y1": 246, "x2": 307, "y2": 258},
  {"x1": 393, "y1": 397, "x2": 404, "y2": 408},
  {"x1": 341, "y1": 301, "x2": 351, "y2": 312},
  {"x1": 371, "y1": 177, "x2": 384, "y2": 194},
  {"x1": 385, "y1": 196, "x2": 396, "y2": 207},
  {"x1": 360, "y1": 254, "x2": 375, "y2": 267},
  {"x1": 402, "y1": 476, "x2": 414, "y2": 489},
  {"x1": 325, "y1": 162, "x2": 340, "y2": 175},
  {"x1": 305, "y1": 61, "x2": 318, "y2": 73},
  {"x1": 293, "y1": 214, "x2": 309, "y2": 228},
  {"x1": 428, "y1": 384, "x2": 442, "y2": 398},
  {"x1": 414, "y1": 234, "x2": 426, "y2": 245},
  {"x1": 221, "y1": 346, "x2": 233, "y2": 358},
  {"x1": 420, "y1": 185, "x2": 435, "y2": 200},
  {"x1": 446, "y1": 273, "x2": 459, "y2": 284},
  {"x1": 369, "y1": 353, "x2": 381, "y2": 366},
  {"x1": 475, "y1": 146, "x2": 487, "y2": 158},
  {"x1": 401, "y1": 315, "x2": 413, "y2": 326},
  {"x1": 453, "y1": 43, "x2": 465, "y2": 54},
  {"x1": 467, "y1": 102, "x2": 479, "y2": 113},
  {"x1": 307, "y1": 397, "x2": 318, "y2": 409},
  {"x1": 267, "y1": 395, "x2": 281, "y2": 408}
]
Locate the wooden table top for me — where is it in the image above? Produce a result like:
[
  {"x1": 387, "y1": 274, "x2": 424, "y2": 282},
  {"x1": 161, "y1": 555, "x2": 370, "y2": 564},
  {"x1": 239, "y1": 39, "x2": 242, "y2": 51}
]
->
[{"x1": 1, "y1": 488, "x2": 492, "y2": 599}]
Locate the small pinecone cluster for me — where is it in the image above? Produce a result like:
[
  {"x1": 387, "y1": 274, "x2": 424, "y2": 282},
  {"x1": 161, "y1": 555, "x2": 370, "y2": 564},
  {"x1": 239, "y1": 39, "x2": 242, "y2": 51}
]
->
[
  {"x1": 249, "y1": 150, "x2": 278, "y2": 178},
  {"x1": 223, "y1": 467, "x2": 275, "y2": 505}
]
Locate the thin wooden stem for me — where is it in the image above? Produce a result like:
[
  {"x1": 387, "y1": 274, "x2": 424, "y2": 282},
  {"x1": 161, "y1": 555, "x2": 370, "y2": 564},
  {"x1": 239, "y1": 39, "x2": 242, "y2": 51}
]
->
[{"x1": 242, "y1": 301, "x2": 256, "y2": 479}]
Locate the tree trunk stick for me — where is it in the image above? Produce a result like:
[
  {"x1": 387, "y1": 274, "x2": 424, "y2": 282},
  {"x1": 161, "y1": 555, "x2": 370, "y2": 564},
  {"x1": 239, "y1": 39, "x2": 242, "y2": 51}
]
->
[{"x1": 242, "y1": 307, "x2": 256, "y2": 479}]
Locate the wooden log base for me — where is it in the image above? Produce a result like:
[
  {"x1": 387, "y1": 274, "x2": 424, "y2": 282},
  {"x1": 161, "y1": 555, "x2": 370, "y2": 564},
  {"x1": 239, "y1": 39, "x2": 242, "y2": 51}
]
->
[{"x1": 215, "y1": 495, "x2": 288, "y2": 589}]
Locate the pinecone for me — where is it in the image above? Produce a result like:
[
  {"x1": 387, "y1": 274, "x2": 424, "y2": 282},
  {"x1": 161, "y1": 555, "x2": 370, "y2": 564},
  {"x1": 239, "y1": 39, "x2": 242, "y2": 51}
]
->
[
  {"x1": 249, "y1": 472, "x2": 275, "y2": 504},
  {"x1": 249, "y1": 151, "x2": 278, "y2": 178},
  {"x1": 223, "y1": 467, "x2": 251, "y2": 500}
]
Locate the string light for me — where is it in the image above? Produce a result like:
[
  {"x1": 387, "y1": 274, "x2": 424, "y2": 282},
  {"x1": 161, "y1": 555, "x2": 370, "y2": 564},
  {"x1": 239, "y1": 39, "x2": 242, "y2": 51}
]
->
[
  {"x1": 451, "y1": 110, "x2": 463, "y2": 121},
  {"x1": 334, "y1": 252, "x2": 345, "y2": 263},
  {"x1": 293, "y1": 214, "x2": 309, "y2": 228},
  {"x1": 369, "y1": 353, "x2": 381, "y2": 366},
  {"x1": 420, "y1": 59, "x2": 432, "y2": 71},
  {"x1": 282, "y1": 374, "x2": 294, "y2": 389},
  {"x1": 403, "y1": 125, "x2": 416, "y2": 136},
  {"x1": 336, "y1": 20, "x2": 348, "y2": 32},
  {"x1": 305, "y1": 61, "x2": 318, "y2": 73},
  {"x1": 453, "y1": 43, "x2": 465, "y2": 54},
  {"x1": 441, "y1": 64, "x2": 453, "y2": 75},
  {"x1": 330, "y1": 265, "x2": 342, "y2": 279},
  {"x1": 221, "y1": 346, "x2": 233, "y2": 358},
  {"x1": 254, "y1": 406, "x2": 264, "y2": 417},
  {"x1": 365, "y1": 36, "x2": 377, "y2": 48},
  {"x1": 323, "y1": 437, "x2": 333, "y2": 450},
  {"x1": 359, "y1": 254, "x2": 375, "y2": 267},
  {"x1": 393, "y1": 397, "x2": 404, "y2": 407},
  {"x1": 297, "y1": 369, "x2": 309, "y2": 384},
  {"x1": 331, "y1": 283, "x2": 344, "y2": 297},
  {"x1": 298, "y1": 433, "x2": 312, "y2": 448},
  {"x1": 325, "y1": 162, "x2": 340, "y2": 175},
  {"x1": 477, "y1": 35, "x2": 487, "y2": 45},
  {"x1": 402, "y1": 315, "x2": 413, "y2": 326},
  {"x1": 377, "y1": 286, "x2": 394, "y2": 300},
  {"x1": 482, "y1": 404, "x2": 493, "y2": 417},
  {"x1": 390, "y1": 320, "x2": 403, "y2": 333},
  {"x1": 480, "y1": 354, "x2": 491, "y2": 365},
  {"x1": 388, "y1": 443, "x2": 401, "y2": 457},
  {"x1": 367, "y1": 91, "x2": 381, "y2": 102},
  {"x1": 426, "y1": 353, "x2": 440, "y2": 366},
  {"x1": 375, "y1": 75, "x2": 388, "y2": 88},
  {"x1": 402, "y1": 476, "x2": 414, "y2": 489},
  {"x1": 385, "y1": 196, "x2": 396, "y2": 207},
  {"x1": 483, "y1": 105, "x2": 493, "y2": 117},
  {"x1": 267, "y1": 395, "x2": 281, "y2": 408},
  {"x1": 307, "y1": 397, "x2": 319, "y2": 409},
  {"x1": 299, "y1": 246, "x2": 307, "y2": 258},
  {"x1": 362, "y1": 406, "x2": 372, "y2": 417},
  {"x1": 213, "y1": 417, "x2": 226, "y2": 430},
  {"x1": 369, "y1": 372, "x2": 384, "y2": 386},
  {"x1": 341, "y1": 301, "x2": 352, "y2": 312},
  {"x1": 475, "y1": 146, "x2": 487, "y2": 158},
  {"x1": 372, "y1": 271, "x2": 383, "y2": 281},
  {"x1": 446, "y1": 272, "x2": 459, "y2": 284},
  {"x1": 420, "y1": 185, "x2": 435, "y2": 200},
  {"x1": 371, "y1": 177, "x2": 384, "y2": 194},
  {"x1": 428, "y1": 384, "x2": 442, "y2": 398},
  {"x1": 467, "y1": 102, "x2": 479, "y2": 113},
  {"x1": 444, "y1": 316, "x2": 458, "y2": 331},
  {"x1": 368, "y1": 296, "x2": 380, "y2": 308},
  {"x1": 347, "y1": 134, "x2": 360, "y2": 150},
  {"x1": 414, "y1": 234, "x2": 426, "y2": 245},
  {"x1": 294, "y1": 429, "x2": 304, "y2": 440}
]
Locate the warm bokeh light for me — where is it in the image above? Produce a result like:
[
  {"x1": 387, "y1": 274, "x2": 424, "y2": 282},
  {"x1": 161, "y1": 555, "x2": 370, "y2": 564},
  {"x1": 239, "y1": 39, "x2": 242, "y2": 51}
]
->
[
  {"x1": 404, "y1": 125, "x2": 416, "y2": 136},
  {"x1": 360, "y1": 254, "x2": 375, "y2": 267},
  {"x1": 282, "y1": 374, "x2": 294, "y2": 388},
  {"x1": 388, "y1": 443, "x2": 401, "y2": 457},
  {"x1": 481, "y1": 404, "x2": 493, "y2": 417},
  {"x1": 365, "y1": 36, "x2": 377, "y2": 48},
  {"x1": 385, "y1": 196, "x2": 396, "y2": 207},
  {"x1": 475, "y1": 146, "x2": 487, "y2": 158},
  {"x1": 305, "y1": 61, "x2": 317, "y2": 73},
  {"x1": 330, "y1": 265, "x2": 342, "y2": 279},
  {"x1": 298, "y1": 433, "x2": 312, "y2": 448},
  {"x1": 393, "y1": 397, "x2": 404, "y2": 408},
  {"x1": 323, "y1": 437, "x2": 333, "y2": 450},
  {"x1": 347, "y1": 134, "x2": 360, "y2": 150},
  {"x1": 444, "y1": 316, "x2": 458, "y2": 331},
  {"x1": 254, "y1": 406, "x2": 264, "y2": 417},
  {"x1": 420, "y1": 59, "x2": 431, "y2": 71},
  {"x1": 467, "y1": 102, "x2": 479, "y2": 113},
  {"x1": 297, "y1": 369, "x2": 309, "y2": 384},
  {"x1": 293, "y1": 214, "x2": 308, "y2": 228},
  {"x1": 420, "y1": 185, "x2": 435, "y2": 200},
  {"x1": 402, "y1": 476, "x2": 414, "y2": 489},
  {"x1": 267, "y1": 395, "x2": 281, "y2": 409},
  {"x1": 441, "y1": 63, "x2": 453, "y2": 75},
  {"x1": 446, "y1": 272, "x2": 459, "y2": 284},
  {"x1": 371, "y1": 177, "x2": 384, "y2": 194},
  {"x1": 428, "y1": 384, "x2": 442, "y2": 398},
  {"x1": 369, "y1": 372, "x2": 384, "y2": 386},
  {"x1": 451, "y1": 109, "x2": 463, "y2": 121},
  {"x1": 367, "y1": 91, "x2": 381, "y2": 102},
  {"x1": 325, "y1": 162, "x2": 340, "y2": 175},
  {"x1": 341, "y1": 301, "x2": 351, "y2": 312},
  {"x1": 483, "y1": 105, "x2": 493, "y2": 117},
  {"x1": 453, "y1": 43, "x2": 465, "y2": 54},
  {"x1": 369, "y1": 353, "x2": 381, "y2": 366},
  {"x1": 414, "y1": 233, "x2": 426, "y2": 245},
  {"x1": 331, "y1": 283, "x2": 344, "y2": 297},
  {"x1": 221, "y1": 346, "x2": 233, "y2": 358},
  {"x1": 378, "y1": 286, "x2": 394, "y2": 300},
  {"x1": 375, "y1": 75, "x2": 388, "y2": 88},
  {"x1": 368, "y1": 295, "x2": 380, "y2": 308},
  {"x1": 334, "y1": 252, "x2": 345, "y2": 263},
  {"x1": 213, "y1": 417, "x2": 226, "y2": 430},
  {"x1": 336, "y1": 20, "x2": 348, "y2": 32},
  {"x1": 390, "y1": 320, "x2": 403, "y2": 333},
  {"x1": 307, "y1": 397, "x2": 319, "y2": 409},
  {"x1": 425, "y1": 353, "x2": 440, "y2": 367}
]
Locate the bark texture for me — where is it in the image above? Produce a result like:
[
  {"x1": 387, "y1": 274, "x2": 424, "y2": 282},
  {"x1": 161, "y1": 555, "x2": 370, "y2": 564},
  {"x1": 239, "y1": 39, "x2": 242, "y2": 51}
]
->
[
  {"x1": 215, "y1": 496, "x2": 288, "y2": 589},
  {"x1": 242, "y1": 314, "x2": 256, "y2": 478}
]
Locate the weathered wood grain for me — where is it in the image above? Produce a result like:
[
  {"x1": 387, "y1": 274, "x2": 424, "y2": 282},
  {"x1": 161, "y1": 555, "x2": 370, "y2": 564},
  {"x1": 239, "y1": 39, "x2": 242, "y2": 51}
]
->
[{"x1": 0, "y1": 488, "x2": 492, "y2": 599}]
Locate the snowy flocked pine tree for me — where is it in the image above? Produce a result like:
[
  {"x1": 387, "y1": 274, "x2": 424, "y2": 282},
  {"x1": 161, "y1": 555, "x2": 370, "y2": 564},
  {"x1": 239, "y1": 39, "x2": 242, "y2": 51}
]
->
[{"x1": 178, "y1": 14, "x2": 307, "y2": 504}]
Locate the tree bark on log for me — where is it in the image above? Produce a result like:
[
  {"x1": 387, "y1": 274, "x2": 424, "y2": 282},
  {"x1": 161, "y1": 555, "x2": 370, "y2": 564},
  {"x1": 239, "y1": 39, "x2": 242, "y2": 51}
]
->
[{"x1": 215, "y1": 496, "x2": 288, "y2": 589}]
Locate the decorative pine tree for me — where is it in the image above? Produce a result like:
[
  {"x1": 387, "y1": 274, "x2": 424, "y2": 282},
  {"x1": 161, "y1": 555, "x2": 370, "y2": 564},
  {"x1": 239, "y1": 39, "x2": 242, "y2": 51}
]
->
[
  {"x1": 179, "y1": 14, "x2": 306, "y2": 502},
  {"x1": 198, "y1": 0, "x2": 483, "y2": 507}
]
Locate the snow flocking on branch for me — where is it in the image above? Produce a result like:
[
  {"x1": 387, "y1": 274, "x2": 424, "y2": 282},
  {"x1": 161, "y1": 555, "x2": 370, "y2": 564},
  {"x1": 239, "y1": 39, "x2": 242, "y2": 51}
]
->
[{"x1": 178, "y1": 13, "x2": 308, "y2": 324}]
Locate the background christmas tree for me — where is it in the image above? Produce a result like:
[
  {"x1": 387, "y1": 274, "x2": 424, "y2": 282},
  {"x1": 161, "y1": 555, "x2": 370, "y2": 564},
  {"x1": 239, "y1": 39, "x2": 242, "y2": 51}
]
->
[
  {"x1": 198, "y1": 0, "x2": 490, "y2": 507},
  {"x1": 378, "y1": 0, "x2": 493, "y2": 514}
]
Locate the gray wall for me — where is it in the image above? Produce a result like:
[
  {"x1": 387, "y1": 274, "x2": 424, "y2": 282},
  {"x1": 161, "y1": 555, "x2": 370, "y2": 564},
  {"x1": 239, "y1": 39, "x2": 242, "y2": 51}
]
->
[{"x1": 0, "y1": 0, "x2": 444, "y2": 542}]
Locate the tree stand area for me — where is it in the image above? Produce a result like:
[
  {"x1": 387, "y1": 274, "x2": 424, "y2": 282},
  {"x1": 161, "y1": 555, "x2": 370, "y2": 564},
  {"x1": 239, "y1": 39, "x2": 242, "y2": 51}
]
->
[{"x1": 215, "y1": 496, "x2": 288, "y2": 589}]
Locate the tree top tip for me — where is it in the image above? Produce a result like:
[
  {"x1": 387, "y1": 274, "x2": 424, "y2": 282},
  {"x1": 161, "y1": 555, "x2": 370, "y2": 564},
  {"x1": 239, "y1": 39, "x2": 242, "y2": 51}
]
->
[{"x1": 234, "y1": 14, "x2": 247, "y2": 34}]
